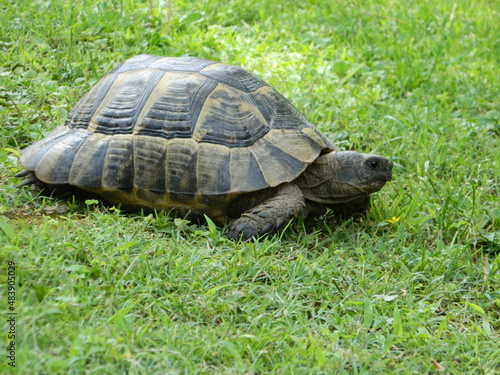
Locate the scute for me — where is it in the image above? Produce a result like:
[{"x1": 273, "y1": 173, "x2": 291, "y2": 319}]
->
[
  {"x1": 68, "y1": 134, "x2": 110, "y2": 190},
  {"x1": 101, "y1": 135, "x2": 135, "y2": 190},
  {"x1": 196, "y1": 143, "x2": 231, "y2": 194},
  {"x1": 248, "y1": 138, "x2": 306, "y2": 187},
  {"x1": 111, "y1": 54, "x2": 217, "y2": 74},
  {"x1": 19, "y1": 54, "x2": 335, "y2": 202},
  {"x1": 200, "y1": 63, "x2": 268, "y2": 93},
  {"x1": 67, "y1": 74, "x2": 118, "y2": 130},
  {"x1": 229, "y1": 148, "x2": 267, "y2": 192},
  {"x1": 23, "y1": 127, "x2": 91, "y2": 184},
  {"x1": 134, "y1": 72, "x2": 218, "y2": 139},
  {"x1": 90, "y1": 69, "x2": 167, "y2": 134},
  {"x1": 252, "y1": 86, "x2": 310, "y2": 130},
  {"x1": 193, "y1": 83, "x2": 270, "y2": 147},
  {"x1": 131, "y1": 136, "x2": 168, "y2": 193}
]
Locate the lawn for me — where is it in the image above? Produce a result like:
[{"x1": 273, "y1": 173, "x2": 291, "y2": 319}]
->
[{"x1": 0, "y1": 0, "x2": 499, "y2": 373}]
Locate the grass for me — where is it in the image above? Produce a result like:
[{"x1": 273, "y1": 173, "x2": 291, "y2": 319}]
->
[{"x1": 1, "y1": 0, "x2": 499, "y2": 373}]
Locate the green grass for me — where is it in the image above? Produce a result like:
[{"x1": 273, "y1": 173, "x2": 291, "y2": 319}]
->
[{"x1": 1, "y1": 0, "x2": 499, "y2": 373}]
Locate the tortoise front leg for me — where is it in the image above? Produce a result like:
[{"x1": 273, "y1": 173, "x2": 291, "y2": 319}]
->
[{"x1": 227, "y1": 183, "x2": 305, "y2": 240}]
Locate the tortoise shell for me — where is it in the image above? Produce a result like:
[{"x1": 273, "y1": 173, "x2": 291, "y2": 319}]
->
[{"x1": 20, "y1": 54, "x2": 335, "y2": 218}]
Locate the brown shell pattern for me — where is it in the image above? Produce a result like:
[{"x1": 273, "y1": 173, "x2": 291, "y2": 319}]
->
[{"x1": 20, "y1": 55, "x2": 334, "y2": 202}]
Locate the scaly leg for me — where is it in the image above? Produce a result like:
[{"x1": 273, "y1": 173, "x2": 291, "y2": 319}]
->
[{"x1": 227, "y1": 183, "x2": 305, "y2": 240}]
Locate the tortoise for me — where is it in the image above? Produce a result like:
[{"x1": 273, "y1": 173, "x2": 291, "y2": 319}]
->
[{"x1": 16, "y1": 54, "x2": 393, "y2": 240}]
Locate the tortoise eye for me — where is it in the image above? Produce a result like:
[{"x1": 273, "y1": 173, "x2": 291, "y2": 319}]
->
[{"x1": 367, "y1": 159, "x2": 380, "y2": 170}]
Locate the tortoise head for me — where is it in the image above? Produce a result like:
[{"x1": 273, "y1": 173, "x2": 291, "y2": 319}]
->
[{"x1": 297, "y1": 151, "x2": 393, "y2": 205}]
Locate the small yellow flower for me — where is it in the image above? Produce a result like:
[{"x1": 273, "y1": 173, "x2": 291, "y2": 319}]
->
[{"x1": 387, "y1": 216, "x2": 401, "y2": 225}]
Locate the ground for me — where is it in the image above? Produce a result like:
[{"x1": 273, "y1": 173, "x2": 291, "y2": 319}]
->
[{"x1": 0, "y1": 0, "x2": 498, "y2": 373}]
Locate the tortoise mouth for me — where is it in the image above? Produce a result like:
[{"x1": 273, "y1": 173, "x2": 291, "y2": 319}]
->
[
  {"x1": 371, "y1": 178, "x2": 391, "y2": 191},
  {"x1": 378, "y1": 175, "x2": 392, "y2": 183},
  {"x1": 347, "y1": 180, "x2": 389, "y2": 198},
  {"x1": 371, "y1": 170, "x2": 392, "y2": 185}
]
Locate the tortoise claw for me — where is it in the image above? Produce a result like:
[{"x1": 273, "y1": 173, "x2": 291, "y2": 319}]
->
[
  {"x1": 15, "y1": 171, "x2": 40, "y2": 188},
  {"x1": 14, "y1": 170, "x2": 29, "y2": 178},
  {"x1": 227, "y1": 217, "x2": 262, "y2": 241}
]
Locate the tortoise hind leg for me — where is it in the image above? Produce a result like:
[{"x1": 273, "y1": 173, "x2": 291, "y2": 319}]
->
[
  {"x1": 15, "y1": 170, "x2": 46, "y2": 189},
  {"x1": 227, "y1": 183, "x2": 305, "y2": 240},
  {"x1": 15, "y1": 170, "x2": 85, "y2": 197}
]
